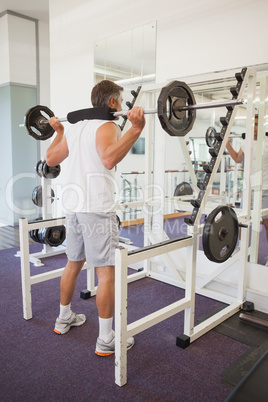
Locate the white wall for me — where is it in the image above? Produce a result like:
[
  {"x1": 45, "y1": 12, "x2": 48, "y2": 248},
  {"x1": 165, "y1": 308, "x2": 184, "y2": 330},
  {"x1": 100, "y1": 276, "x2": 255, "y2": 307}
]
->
[
  {"x1": 156, "y1": 0, "x2": 268, "y2": 81},
  {"x1": 39, "y1": 20, "x2": 51, "y2": 159},
  {"x1": 8, "y1": 14, "x2": 37, "y2": 85},
  {"x1": 49, "y1": 0, "x2": 268, "y2": 106},
  {"x1": 39, "y1": 21, "x2": 50, "y2": 105}
]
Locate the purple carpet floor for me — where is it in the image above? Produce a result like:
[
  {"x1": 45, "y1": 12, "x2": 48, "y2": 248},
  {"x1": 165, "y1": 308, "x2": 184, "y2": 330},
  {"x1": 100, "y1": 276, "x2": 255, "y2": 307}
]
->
[{"x1": 0, "y1": 239, "x2": 253, "y2": 401}]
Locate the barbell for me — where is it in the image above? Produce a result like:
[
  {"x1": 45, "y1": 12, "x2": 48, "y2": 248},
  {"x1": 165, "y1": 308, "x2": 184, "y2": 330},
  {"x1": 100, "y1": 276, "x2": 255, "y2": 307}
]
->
[
  {"x1": 206, "y1": 125, "x2": 268, "y2": 147},
  {"x1": 21, "y1": 80, "x2": 244, "y2": 140}
]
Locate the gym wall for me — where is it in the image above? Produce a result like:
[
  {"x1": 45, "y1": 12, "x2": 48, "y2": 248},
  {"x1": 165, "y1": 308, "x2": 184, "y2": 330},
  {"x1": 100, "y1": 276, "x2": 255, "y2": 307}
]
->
[
  {"x1": 48, "y1": 0, "x2": 268, "y2": 111},
  {"x1": 0, "y1": 11, "x2": 50, "y2": 225}
]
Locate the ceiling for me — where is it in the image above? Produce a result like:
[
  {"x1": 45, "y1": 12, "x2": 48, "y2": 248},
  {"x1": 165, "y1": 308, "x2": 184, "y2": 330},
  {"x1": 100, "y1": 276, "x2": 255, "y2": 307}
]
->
[{"x1": 0, "y1": 0, "x2": 49, "y2": 22}]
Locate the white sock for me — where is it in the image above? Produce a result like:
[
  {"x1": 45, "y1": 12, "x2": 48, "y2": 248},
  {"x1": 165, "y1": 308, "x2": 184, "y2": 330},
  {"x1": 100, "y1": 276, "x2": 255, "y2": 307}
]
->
[
  {"x1": 98, "y1": 317, "x2": 113, "y2": 343},
  {"x1": 59, "y1": 303, "x2": 71, "y2": 320}
]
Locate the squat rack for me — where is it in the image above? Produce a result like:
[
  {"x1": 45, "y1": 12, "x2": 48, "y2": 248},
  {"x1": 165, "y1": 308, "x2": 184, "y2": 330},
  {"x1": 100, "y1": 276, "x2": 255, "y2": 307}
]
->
[{"x1": 114, "y1": 67, "x2": 257, "y2": 386}]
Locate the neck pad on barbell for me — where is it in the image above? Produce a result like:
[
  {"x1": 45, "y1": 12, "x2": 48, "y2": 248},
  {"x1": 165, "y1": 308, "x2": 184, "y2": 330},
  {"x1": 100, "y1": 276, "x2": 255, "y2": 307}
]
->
[{"x1": 67, "y1": 107, "x2": 117, "y2": 124}]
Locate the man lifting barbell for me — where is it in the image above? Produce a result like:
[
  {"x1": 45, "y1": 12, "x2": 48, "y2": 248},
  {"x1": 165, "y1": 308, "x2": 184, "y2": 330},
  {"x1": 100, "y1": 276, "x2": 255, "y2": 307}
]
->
[
  {"x1": 226, "y1": 115, "x2": 268, "y2": 266},
  {"x1": 46, "y1": 80, "x2": 145, "y2": 355}
]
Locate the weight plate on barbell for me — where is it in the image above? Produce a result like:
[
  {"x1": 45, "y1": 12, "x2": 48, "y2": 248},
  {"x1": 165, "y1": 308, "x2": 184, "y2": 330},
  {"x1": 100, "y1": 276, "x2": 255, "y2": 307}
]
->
[
  {"x1": 25, "y1": 105, "x2": 55, "y2": 141},
  {"x1": 157, "y1": 81, "x2": 196, "y2": 136},
  {"x1": 205, "y1": 126, "x2": 217, "y2": 147},
  {"x1": 202, "y1": 205, "x2": 238, "y2": 263}
]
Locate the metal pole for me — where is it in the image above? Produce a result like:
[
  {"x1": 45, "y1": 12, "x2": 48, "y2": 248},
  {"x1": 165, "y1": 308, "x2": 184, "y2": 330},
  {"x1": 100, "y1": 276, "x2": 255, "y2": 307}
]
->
[
  {"x1": 179, "y1": 98, "x2": 244, "y2": 111},
  {"x1": 114, "y1": 98, "x2": 244, "y2": 116}
]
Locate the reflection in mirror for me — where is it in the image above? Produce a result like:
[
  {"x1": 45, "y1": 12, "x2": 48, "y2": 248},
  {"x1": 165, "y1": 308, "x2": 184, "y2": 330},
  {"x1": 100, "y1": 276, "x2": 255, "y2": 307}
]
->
[{"x1": 181, "y1": 64, "x2": 268, "y2": 204}]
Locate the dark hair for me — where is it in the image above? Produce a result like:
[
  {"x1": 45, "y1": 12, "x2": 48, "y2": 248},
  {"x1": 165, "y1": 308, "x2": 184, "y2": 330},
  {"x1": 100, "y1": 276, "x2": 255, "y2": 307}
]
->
[{"x1": 91, "y1": 80, "x2": 123, "y2": 107}]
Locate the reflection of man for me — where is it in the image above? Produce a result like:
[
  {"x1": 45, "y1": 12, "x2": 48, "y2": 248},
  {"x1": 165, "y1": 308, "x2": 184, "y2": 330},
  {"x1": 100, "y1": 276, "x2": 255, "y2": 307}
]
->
[
  {"x1": 226, "y1": 115, "x2": 268, "y2": 266},
  {"x1": 46, "y1": 80, "x2": 145, "y2": 355}
]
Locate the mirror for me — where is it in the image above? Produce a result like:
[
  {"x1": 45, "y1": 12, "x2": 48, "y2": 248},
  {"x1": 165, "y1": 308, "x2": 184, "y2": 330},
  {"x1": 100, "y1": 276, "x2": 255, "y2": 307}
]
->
[{"x1": 94, "y1": 22, "x2": 157, "y2": 86}]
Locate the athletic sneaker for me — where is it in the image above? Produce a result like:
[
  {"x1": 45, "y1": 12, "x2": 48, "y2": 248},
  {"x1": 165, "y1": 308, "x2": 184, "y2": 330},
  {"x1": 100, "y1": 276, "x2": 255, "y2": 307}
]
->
[
  {"x1": 95, "y1": 330, "x2": 135, "y2": 356},
  {"x1": 54, "y1": 312, "x2": 86, "y2": 335}
]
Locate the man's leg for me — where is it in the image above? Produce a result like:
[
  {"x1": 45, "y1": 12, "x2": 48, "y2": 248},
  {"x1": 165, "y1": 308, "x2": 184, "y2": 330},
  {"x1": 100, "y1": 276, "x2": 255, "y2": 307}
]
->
[
  {"x1": 54, "y1": 259, "x2": 86, "y2": 334},
  {"x1": 60, "y1": 259, "x2": 86, "y2": 305},
  {"x1": 95, "y1": 266, "x2": 115, "y2": 318},
  {"x1": 95, "y1": 266, "x2": 115, "y2": 343},
  {"x1": 94, "y1": 265, "x2": 134, "y2": 356},
  {"x1": 95, "y1": 266, "x2": 116, "y2": 355}
]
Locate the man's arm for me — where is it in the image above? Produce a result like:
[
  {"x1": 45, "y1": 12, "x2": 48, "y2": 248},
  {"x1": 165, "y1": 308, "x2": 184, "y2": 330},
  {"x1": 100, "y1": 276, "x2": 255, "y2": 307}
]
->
[
  {"x1": 46, "y1": 117, "x2": 69, "y2": 166},
  {"x1": 226, "y1": 138, "x2": 244, "y2": 163},
  {"x1": 96, "y1": 106, "x2": 145, "y2": 170}
]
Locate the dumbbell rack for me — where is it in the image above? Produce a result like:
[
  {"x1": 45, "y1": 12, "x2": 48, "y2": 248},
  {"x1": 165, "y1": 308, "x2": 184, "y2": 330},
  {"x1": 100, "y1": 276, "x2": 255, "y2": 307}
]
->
[
  {"x1": 15, "y1": 161, "x2": 66, "y2": 267},
  {"x1": 18, "y1": 214, "x2": 93, "y2": 320},
  {"x1": 114, "y1": 67, "x2": 257, "y2": 386},
  {"x1": 30, "y1": 175, "x2": 66, "y2": 266}
]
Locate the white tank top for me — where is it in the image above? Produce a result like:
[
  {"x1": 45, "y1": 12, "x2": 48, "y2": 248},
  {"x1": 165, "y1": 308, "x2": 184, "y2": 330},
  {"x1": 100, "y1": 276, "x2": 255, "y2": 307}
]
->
[{"x1": 61, "y1": 119, "x2": 121, "y2": 212}]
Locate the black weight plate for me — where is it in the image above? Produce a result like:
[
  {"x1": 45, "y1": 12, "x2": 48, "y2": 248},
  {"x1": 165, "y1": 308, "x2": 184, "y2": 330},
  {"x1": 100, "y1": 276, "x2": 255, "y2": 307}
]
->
[
  {"x1": 157, "y1": 81, "x2": 196, "y2": 136},
  {"x1": 42, "y1": 162, "x2": 61, "y2": 179},
  {"x1": 45, "y1": 226, "x2": 66, "y2": 247},
  {"x1": 205, "y1": 126, "x2": 217, "y2": 147},
  {"x1": 174, "y1": 181, "x2": 193, "y2": 196},
  {"x1": 29, "y1": 230, "x2": 39, "y2": 243},
  {"x1": 36, "y1": 160, "x2": 44, "y2": 177},
  {"x1": 32, "y1": 185, "x2": 55, "y2": 207},
  {"x1": 32, "y1": 185, "x2": 42, "y2": 207},
  {"x1": 29, "y1": 230, "x2": 34, "y2": 242},
  {"x1": 202, "y1": 205, "x2": 238, "y2": 263},
  {"x1": 37, "y1": 227, "x2": 46, "y2": 243},
  {"x1": 33, "y1": 229, "x2": 40, "y2": 243},
  {"x1": 25, "y1": 105, "x2": 55, "y2": 141}
]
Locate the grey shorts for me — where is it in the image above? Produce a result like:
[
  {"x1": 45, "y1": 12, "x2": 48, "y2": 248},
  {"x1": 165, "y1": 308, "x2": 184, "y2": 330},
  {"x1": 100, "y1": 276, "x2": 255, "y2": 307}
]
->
[{"x1": 65, "y1": 212, "x2": 119, "y2": 267}]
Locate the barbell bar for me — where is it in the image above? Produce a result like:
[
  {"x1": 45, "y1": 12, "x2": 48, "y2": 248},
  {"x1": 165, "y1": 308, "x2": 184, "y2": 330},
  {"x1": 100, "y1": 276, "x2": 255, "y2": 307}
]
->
[{"x1": 113, "y1": 98, "x2": 244, "y2": 117}]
